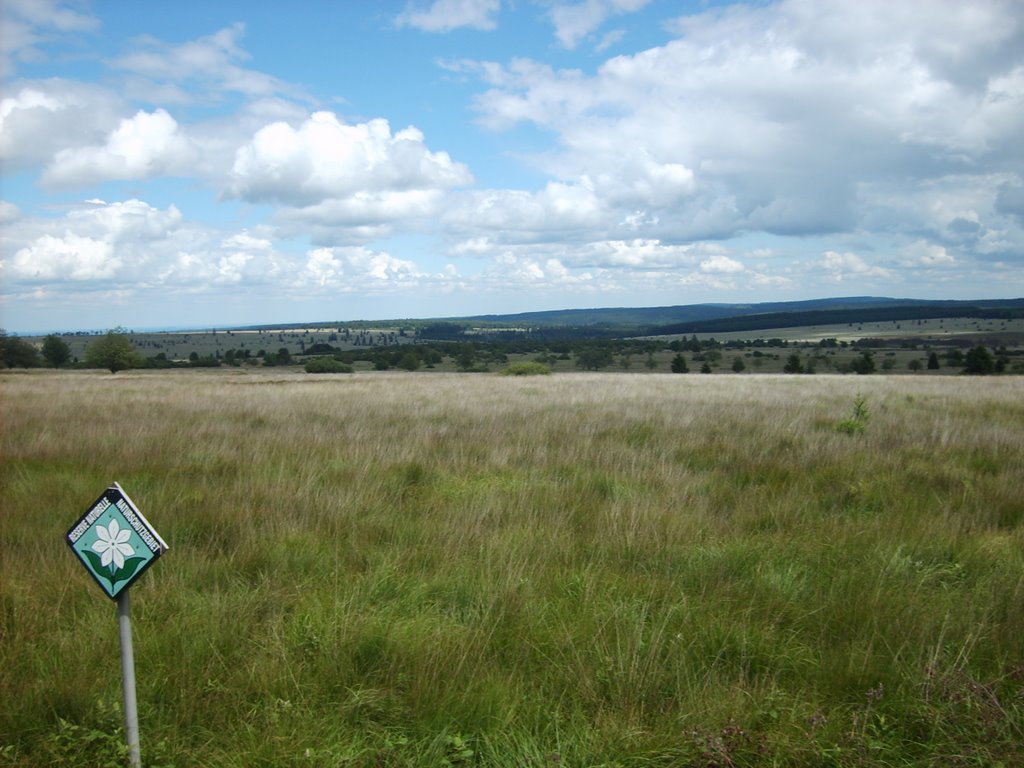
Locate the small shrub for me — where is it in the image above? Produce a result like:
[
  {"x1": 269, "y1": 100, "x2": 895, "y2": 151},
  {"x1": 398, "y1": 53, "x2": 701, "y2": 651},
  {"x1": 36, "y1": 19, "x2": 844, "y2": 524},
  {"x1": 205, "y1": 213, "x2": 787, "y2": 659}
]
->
[
  {"x1": 500, "y1": 361, "x2": 551, "y2": 376},
  {"x1": 304, "y1": 357, "x2": 354, "y2": 374},
  {"x1": 836, "y1": 394, "x2": 870, "y2": 435},
  {"x1": 441, "y1": 733, "x2": 474, "y2": 766}
]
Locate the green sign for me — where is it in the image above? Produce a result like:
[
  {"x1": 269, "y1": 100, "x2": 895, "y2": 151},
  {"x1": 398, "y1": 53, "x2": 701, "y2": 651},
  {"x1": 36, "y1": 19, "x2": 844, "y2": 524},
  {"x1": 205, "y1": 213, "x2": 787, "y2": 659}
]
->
[{"x1": 66, "y1": 483, "x2": 168, "y2": 599}]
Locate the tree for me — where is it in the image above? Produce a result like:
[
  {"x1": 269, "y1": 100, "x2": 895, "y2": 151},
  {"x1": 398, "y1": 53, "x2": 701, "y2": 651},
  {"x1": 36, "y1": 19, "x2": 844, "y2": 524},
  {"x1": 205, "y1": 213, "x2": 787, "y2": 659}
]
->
[
  {"x1": 41, "y1": 334, "x2": 71, "y2": 367},
  {"x1": 456, "y1": 344, "x2": 477, "y2": 370},
  {"x1": 85, "y1": 329, "x2": 139, "y2": 373},
  {"x1": 927, "y1": 352, "x2": 940, "y2": 370},
  {"x1": 731, "y1": 356, "x2": 746, "y2": 373},
  {"x1": 850, "y1": 351, "x2": 876, "y2": 375},
  {"x1": 575, "y1": 348, "x2": 613, "y2": 370},
  {"x1": 963, "y1": 345, "x2": 995, "y2": 375},
  {"x1": 0, "y1": 331, "x2": 40, "y2": 368},
  {"x1": 398, "y1": 352, "x2": 421, "y2": 371},
  {"x1": 783, "y1": 354, "x2": 804, "y2": 374},
  {"x1": 670, "y1": 353, "x2": 688, "y2": 373}
]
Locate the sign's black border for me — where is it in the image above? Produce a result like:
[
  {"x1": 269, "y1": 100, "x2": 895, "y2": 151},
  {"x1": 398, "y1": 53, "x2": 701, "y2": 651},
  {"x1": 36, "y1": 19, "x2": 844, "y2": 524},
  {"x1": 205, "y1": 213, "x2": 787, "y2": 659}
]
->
[{"x1": 66, "y1": 486, "x2": 166, "y2": 600}]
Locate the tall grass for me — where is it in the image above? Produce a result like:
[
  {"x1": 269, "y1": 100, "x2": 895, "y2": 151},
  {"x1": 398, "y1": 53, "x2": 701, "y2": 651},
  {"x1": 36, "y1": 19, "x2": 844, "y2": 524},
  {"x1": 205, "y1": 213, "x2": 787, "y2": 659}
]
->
[{"x1": 1, "y1": 370, "x2": 1022, "y2": 766}]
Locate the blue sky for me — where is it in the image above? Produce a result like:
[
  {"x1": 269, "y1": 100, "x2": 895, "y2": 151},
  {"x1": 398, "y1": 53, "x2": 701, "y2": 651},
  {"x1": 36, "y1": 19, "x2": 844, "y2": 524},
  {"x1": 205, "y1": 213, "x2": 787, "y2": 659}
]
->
[{"x1": 1, "y1": 0, "x2": 1022, "y2": 333}]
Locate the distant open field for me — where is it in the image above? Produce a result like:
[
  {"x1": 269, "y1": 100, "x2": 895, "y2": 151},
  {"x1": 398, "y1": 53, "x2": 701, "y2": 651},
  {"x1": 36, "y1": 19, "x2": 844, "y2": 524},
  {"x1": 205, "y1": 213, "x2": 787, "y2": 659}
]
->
[
  {"x1": 2, "y1": 370, "x2": 1022, "y2": 766},
  {"x1": 683, "y1": 316, "x2": 1024, "y2": 345}
]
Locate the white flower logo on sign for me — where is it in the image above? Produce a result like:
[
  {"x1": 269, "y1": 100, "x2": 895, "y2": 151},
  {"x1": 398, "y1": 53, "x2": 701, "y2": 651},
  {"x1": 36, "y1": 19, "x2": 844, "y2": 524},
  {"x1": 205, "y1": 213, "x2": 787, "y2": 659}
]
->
[{"x1": 91, "y1": 519, "x2": 135, "y2": 572}]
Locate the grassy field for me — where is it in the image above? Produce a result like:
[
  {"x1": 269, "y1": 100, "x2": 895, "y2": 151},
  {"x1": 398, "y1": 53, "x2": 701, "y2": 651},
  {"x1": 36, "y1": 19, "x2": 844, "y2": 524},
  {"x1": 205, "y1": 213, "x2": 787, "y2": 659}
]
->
[{"x1": 1, "y1": 370, "x2": 1022, "y2": 766}]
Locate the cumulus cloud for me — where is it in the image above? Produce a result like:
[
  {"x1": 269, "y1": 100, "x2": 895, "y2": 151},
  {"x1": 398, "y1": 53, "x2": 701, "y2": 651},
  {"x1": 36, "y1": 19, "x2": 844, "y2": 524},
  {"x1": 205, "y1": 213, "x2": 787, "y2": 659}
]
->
[
  {"x1": 0, "y1": 198, "x2": 441, "y2": 299},
  {"x1": 0, "y1": 81, "x2": 123, "y2": 171},
  {"x1": 700, "y1": 255, "x2": 744, "y2": 274},
  {"x1": 397, "y1": 0, "x2": 501, "y2": 32},
  {"x1": 444, "y1": 180, "x2": 606, "y2": 242},
  {"x1": 226, "y1": 112, "x2": 472, "y2": 209},
  {"x1": 821, "y1": 250, "x2": 893, "y2": 282},
  {"x1": 901, "y1": 241, "x2": 956, "y2": 267},
  {"x1": 277, "y1": 190, "x2": 450, "y2": 246},
  {"x1": 8, "y1": 232, "x2": 118, "y2": 281},
  {"x1": 4, "y1": 200, "x2": 178, "y2": 284},
  {"x1": 573, "y1": 239, "x2": 706, "y2": 269},
  {"x1": 301, "y1": 247, "x2": 421, "y2": 289},
  {"x1": 0, "y1": 199, "x2": 277, "y2": 290},
  {"x1": 42, "y1": 109, "x2": 194, "y2": 187},
  {"x1": 468, "y1": 0, "x2": 1024, "y2": 245}
]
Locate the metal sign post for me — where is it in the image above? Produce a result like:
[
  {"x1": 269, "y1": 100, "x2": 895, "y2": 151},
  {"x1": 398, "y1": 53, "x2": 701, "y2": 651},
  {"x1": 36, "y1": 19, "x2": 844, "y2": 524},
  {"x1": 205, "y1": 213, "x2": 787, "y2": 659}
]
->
[
  {"x1": 66, "y1": 483, "x2": 168, "y2": 768},
  {"x1": 118, "y1": 591, "x2": 141, "y2": 768}
]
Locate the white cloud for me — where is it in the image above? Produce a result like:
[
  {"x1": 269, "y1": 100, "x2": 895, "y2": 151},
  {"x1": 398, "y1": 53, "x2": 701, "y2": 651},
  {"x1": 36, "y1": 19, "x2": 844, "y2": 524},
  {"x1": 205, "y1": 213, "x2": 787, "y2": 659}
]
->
[
  {"x1": 226, "y1": 112, "x2": 472, "y2": 208},
  {"x1": 0, "y1": 0, "x2": 98, "y2": 78},
  {"x1": 595, "y1": 29, "x2": 626, "y2": 54},
  {"x1": 0, "y1": 199, "x2": 293, "y2": 292},
  {"x1": 0, "y1": 81, "x2": 123, "y2": 171},
  {"x1": 301, "y1": 247, "x2": 421, "y2": 289},
  {"x1": 577, "y1": 239, "x2": 704, "y2": 269},
  {"x1": 469, "y1": 0, "x2": 1024, "y2": 244},
  {"x1": 821, "y1": 250, "x2": 893, "y2": 282},
  {"x1": 0, "y1": 197, "x2": 439, "y2": 299},
  {"x1": 276, "y1": 189, "x2": 448, "y2": 246},
  {"x1": 3, "y1": 200, "x2": 180, "y2": 284},
  {"x1": 42, "y1": 109, "x2": 193, "y2": 187},
  {"x1": 901, "y1": 241, "x2": 956, "y2": 267},
  {"x1": 700, "y1": 255, "x2": 744, "y2": 274},
  {"x1": 0, "y1": 201, "x2": 20, "y2": 223},
  {"x1": 445, "y1": 235, "x2": 742, "y2": 280},
  {"x1": 112, "y1": 24, "x2": 291, "y2": 102},
  {"x1": 580, "y1": 151, "x2": 696, "y2": 210},
  {"x1": 396, "y1": 0, "x2": 501, "y2": 32},
  {"x1": 9, "y1": 232, "x2": 117, "y2": 281},
  {"x1": 549, "y1": 0, "x2": 652, "y2": 49},
  {"x1": 444, "y1": 180, "x2": 605, "y2": 241}
]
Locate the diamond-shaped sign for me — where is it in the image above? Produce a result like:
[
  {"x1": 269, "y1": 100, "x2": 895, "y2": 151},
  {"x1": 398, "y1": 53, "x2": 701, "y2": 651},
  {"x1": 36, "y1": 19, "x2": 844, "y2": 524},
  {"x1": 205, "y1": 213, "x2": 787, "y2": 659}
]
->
[{"x1": 66, "y1": 483, "x2": 168, "y2": 599}]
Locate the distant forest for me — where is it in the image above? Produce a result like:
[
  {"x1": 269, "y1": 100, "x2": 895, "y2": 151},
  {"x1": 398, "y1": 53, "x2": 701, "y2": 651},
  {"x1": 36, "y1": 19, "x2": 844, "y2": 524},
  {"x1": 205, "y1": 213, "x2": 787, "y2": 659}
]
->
[{"x1": 416, "y1": 297, "x2": 1024, "y2": 341}]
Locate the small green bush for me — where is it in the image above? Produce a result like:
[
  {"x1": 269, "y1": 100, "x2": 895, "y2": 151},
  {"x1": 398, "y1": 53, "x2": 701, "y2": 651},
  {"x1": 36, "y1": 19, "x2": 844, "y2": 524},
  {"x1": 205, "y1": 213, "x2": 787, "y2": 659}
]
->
[
  {"x1": 304, "y1": 357, "x2": 354, "y2": 374},
  {"x1": 500, "y1": 361, "x2": 551, "y2": 376},
  {"x1": 836, "y1": 394, "x2": 870, "y2": 435}
]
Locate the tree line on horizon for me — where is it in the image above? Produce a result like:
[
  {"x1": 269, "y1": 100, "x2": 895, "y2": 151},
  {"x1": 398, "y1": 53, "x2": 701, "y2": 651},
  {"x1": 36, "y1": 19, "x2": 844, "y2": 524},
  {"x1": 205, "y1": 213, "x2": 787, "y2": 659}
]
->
[{"x1": 1, "y1": 327, "x2": 1014, "y2": 376}]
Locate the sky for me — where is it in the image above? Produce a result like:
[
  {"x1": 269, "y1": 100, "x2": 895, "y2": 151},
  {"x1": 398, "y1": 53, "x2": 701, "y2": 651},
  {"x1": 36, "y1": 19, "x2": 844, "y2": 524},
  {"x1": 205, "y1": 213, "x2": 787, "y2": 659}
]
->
[{"x1": 1, "y1": 0, "x2": 1023, "y2": 333}]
